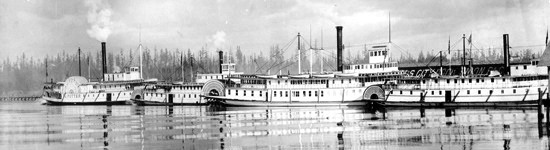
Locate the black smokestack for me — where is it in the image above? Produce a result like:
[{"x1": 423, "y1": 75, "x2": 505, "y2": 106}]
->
[
  {"x1": 336, "y1": 26, "x2": 343, "y2": 72},
  {"x1": 218, "y1": 51, "x2": 223, "y2": 73},
  {"x1": 101, "y1": 42, "x2": 107, "y2": 81},
  {"x1": 503, "y1": 34, "x2": 510, "y2": 76}
]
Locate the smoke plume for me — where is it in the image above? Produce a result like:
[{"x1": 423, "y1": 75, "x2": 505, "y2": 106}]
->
[
  {"x1": 85, "y1": 0, "x2": 112, "y2": 42},
  {"x1": 212, "y1": 31, "x2": 226, "y2": 49}
]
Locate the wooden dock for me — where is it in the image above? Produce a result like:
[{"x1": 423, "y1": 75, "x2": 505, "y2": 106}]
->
[{"x1": 0, "y1": 97, "x2": 41, "y2": 102}]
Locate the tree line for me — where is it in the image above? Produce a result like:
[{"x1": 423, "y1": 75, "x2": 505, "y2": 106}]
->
[{"x1": 0, "y1": 44, "x2": 542, "y2": 96}]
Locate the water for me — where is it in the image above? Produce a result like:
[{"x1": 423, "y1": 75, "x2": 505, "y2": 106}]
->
[{"x1": 0, "y1": 101, "x2": 549, "y2": 150}]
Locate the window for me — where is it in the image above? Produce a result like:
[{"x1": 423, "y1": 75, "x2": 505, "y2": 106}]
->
[
  {"x1": 513, "y1": 89, "x2": 516, "y2": 93},
  {"x1": 524, "y1": 65, "x2": 527, "y2": 69},
  {"x1": 468, "y1": 79, "x2": 472, "y2": 83},
  {"x1": 461, "y1": 79, "x2": 465, "y2": 83},
  {"x1": 236, "y1": 90, "x2": 239, "y2": 96},
  {"x1": 285, "y1": 91, "x2": 289, "y2": 97},
  {"x1": 274, "y1": 91, "x2": 277, "y2": 97},
  {"x1": 303, "y1": 91, "x2": 306, "y2": 96},
  {"x1": 280, "y1": 91, "x2": 282, "y2": 97},
  {"x1": 502, "y1": 78, "x2": 506, "y2": 82},
  {"x1": 467, "y1": 90, "x2": 470, "y2": 94},
  {"x1": 390, "y1": 91, "x2": 393, "y2": 94},
  {"x1": 435, "y1": 79, "x2": 438, "y2": 83},
  {"x1": 447, "y1": 79, "x2": 450, "y2": 84},
  {"x1": 400, "y1": 91, "x2": 403, "y2": 95},
  {"x1": 244, "y1": 90, "x2": 246, "y2": 96},
  {"x1": 431, "y1": 91, "x2": 434, "y2": 95},
  {"x1": 228, "y1": 90, "x2": 231, "y2": 95},
  {"x1": 476, "y1": 79, "x2": 479, "y2": 83},
  {"x1": 315, "y1": 91, "x2": 318, "y2": 96},
  {"x1": 478, "y1": 90, "x2": 481, "y2": 94},
  {"x1": 252, "y1": 91, "x2": 255, "y2": 96},
  {"x1": 410, "y1": 91, "x2": 413, "y2": 95},
  {"x1": 501, "y1": 90, "x2": 504, "y2": 94},
  {"x1": 454, "y1": 79, "x2": 458, "y2": 83},
  {"x1": 439, "y1": 91, "x2": 442, "y2": 95},
  {"x1": 309, "y1": 91, "x2": 312, "y2": 97},
  {"x1": 491, "y1": 78, "x2": 494, "y2": 83}
]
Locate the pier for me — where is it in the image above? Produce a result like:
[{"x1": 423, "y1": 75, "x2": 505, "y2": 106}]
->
[{"x1": 0, "y1": 96, "x2": 41, "y2": 102}]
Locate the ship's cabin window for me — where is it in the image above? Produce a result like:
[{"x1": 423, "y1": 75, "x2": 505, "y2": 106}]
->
[
  {"x1": 244, "y1": 90, "x2": 247, "y2": 96},
  {"x1": 259, "y1": 91, "x2": 263, "y2": 97},
  {"x1": 286, "y1": 91, "x2": 289, "y2": 97},
  {"x1": 434, "y1": 79, "x2": 438, "y2": 83},
  {"x1": 454, "y1": 79, "x2": 457, "y2": 83},
  {"x1": 303, "y1": 91, "x2": 306, "y2": 96},
  {"x1": 422, "y1": 80, "x2": 426, "y2": 84},
  {"x1": 461, "y1": 79, "x2": 464, "y2": 83},
  {"x1": 513, "y1": 89, "x2": 516, "y2": 93},
  {"x1": 315, "y1": 91, "x2": 318, "y2": 96},
  {"x1": 439, "y1": 91, "x2": 442, "y2": 95},
  {"x1": 478, "y1": 90, "x2": 481, "y2": 94},
  {"x1": 447, "y1": 79, "x2": 450, "y2": 84},
  {"x1": 399, "y1": 91, "x2": 403, "y2": 95},
  {"x1": 341, "y1": 80, "x2": 343, "y2": 84},
  {"x1": 501, "y1": 90, "x2": 504, "y2": 94},
  {"x1": 349, "y1": 79, "x2": 352, "y2": 83},
  {"x1": 431, "y1": 91, "x2": 434, "y2": 95},
  {"x1": 410, "y1": 91, "x2": 413, "y2": 95},
  {"x1": 467, "y1": 90, "x2": 470, "y2": 94},
  {"x1": 491, "y1": 78, "x2": 495, "y2": 83},
  {"x1": 524, "y1": 65, "x2": 527, "y2": 69},
  {"x1": 279, "y1": 91, "x2": 282, "y2": 97},
  {"x1": 236, "y1": 90, "x2": 239, "y2": 96},
  {"x1": 251, "y1": 91, "x2": 254, "y2": 96},
  {"x1": 277, "y1": 80, "x2": 280, "y2": 84},
  {"x1": 516, "y1": 66, "x2": 519, "y2": 70},
  {"x1": 476, "y1": 79, "x2": 479, "y2": 83},
  {"x1": 502, "y1": 78, "x2": 506, "y2": 82},
  {"x1": 274, "y1": 91, "x2": 277, "y2": 97},
  {"x1": 309, "y1": 91, "x2": 312, "y2": 97}
]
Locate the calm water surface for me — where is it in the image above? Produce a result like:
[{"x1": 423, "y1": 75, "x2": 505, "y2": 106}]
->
[{"x1": 0, "y1": 101, "x2": 549, "y2": 150}]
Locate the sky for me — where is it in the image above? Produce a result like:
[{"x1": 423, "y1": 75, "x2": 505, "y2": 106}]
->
[{"x1": 1, "y1": 0, "x2": 549, "y2": 61}]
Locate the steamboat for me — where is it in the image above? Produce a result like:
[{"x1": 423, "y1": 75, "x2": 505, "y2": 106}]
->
[
  {"x1": 42, "y1": 42, "x2": 155, "y2": 105},
  {"x1": 202, "y1": 26, "x2": 403, "y2": 107},
  {"x1": 366, "y1": 34, "x2": 549, "y2": 107}
]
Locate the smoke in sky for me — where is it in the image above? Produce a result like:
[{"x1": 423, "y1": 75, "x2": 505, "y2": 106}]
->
[
  {"x1": 212, "y1": 31, "x2": 226, "y2": 49},
  {"x1": 85, "y1": 0, "x2": 113, "y2": 42}
]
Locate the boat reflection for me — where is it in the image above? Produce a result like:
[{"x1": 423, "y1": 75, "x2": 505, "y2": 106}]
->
[{"x1": 0, "y1": 102, "x2": 549, "y2": 150}]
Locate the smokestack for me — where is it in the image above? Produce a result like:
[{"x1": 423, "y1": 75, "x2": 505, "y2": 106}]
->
[
  {"x1": 218, "y1": 51, "x2": 224, "y2": 73},
  {"x1": 336, "y1": 26, "x2": 343, "y2": 72},
  {"x1": 101, "y1": 42, "x2": 107, "y2": 81},
  {"x1": 503, "y1": 34, "x2": 510, "y2": 76}
]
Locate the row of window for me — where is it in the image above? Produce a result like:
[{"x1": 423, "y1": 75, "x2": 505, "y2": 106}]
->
[
  {"x1": 391, "y1": 89, "x2": 527, "y2": 95},
  {"x1": 171, "y1": 86, "x2": 201, "y2": 90},
  {"x1": 351, "y1": 62, "x2": 397, "y2": 70},
  {"x1": 228, "y1": 89, "x2": 363, "y2": 97},
  {"x1": 94, "y1": 85, "x2": 130, "y2": 89},
  {"x1": 423, "y1": 76, "x2": 548, "y2": 84},
  {"x1": 145, "y1": 93, "x2": 198, "y2": 98}
]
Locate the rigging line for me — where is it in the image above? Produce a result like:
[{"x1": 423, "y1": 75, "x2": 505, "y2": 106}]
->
[{"x1": 254, "y1": 36, "x2": 298, "y2": 73}]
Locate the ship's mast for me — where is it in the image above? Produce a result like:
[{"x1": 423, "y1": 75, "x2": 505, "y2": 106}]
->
[
  {"x1": 298, "y1": 33, "x2": 301, "y2": 74},
  {"x1": 462, "y1": 34, "x2": 466, "y2": 77},
  {"x1": 78, "y1": 47, "x2": 81, "y2": 76}
]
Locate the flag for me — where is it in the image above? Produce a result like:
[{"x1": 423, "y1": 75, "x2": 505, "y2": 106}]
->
[{"x1": 546, "y1": 28, "x2": 548, "y2": 46}]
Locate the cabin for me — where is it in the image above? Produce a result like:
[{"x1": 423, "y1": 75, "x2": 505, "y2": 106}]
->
[{"x1": 103, "y1": 67, "x2": 141, "y2": 81}]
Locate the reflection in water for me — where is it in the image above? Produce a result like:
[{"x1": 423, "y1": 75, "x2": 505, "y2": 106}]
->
[{"x1": 0, "y1": 102, "x2": 549, "y2": 149}]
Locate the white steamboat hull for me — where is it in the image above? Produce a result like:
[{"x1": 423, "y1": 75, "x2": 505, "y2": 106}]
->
[
  {"x1": 43, "y1": 91, "x2": 133, "y2": 105},
  {"x1": 377, "y1": 86, "x2": 548, "y2": 107},
  {"x1": 204, "y1": 96, "x2": 367, "y2": 107},
  {"x1": 132, "y1": 91, "x2": 206, "y2": 105}
]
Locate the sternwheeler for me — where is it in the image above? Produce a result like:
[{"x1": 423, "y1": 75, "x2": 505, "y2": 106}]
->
[
  {"x1": 202, "y1": 26, "x2": 403, "y2": 107},
  {"x1": 366, "y1": 34, "x2": 549, "y2": 107}
]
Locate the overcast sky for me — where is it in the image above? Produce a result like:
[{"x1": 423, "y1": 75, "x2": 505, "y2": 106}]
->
[{"x1": 1, "y1": 0, "x2": 549, "y2": 61}]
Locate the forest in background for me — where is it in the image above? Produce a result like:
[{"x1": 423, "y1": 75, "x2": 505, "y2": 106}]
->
[{"x1": 0, "y1": 43, "x2": 542, "y2": 96}]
